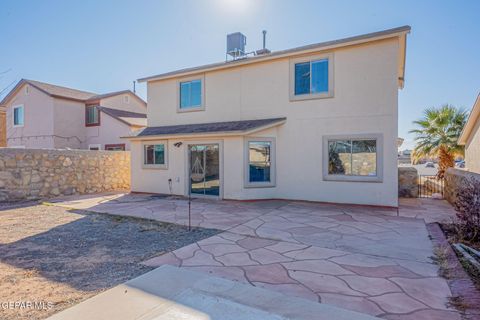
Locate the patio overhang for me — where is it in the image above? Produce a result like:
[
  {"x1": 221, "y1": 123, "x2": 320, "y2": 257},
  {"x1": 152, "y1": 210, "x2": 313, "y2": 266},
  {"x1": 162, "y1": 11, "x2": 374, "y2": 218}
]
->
[{"x1": 122, "y1": 117, "x2": 287, "y2": 140}]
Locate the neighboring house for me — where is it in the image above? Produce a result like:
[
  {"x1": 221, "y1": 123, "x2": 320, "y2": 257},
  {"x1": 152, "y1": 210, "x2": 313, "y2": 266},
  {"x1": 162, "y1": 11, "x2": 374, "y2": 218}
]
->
[
  {"x1": 0, "y1": 106, "x2": 5, "y2": 147},
  {"x1": 458, "y1": 93, "x2": 480, "y2": 173},
  {"x1": 0, "y1": 79, "x2": 147, "y2": 150},
  {"x1": 125, "y1": 26, "x2": 410, "y2": 207}
]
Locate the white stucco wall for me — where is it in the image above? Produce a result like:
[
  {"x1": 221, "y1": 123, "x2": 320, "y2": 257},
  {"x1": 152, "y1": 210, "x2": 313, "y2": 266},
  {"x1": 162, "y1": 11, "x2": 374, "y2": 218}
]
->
[
  {"x1": 465, "y1": 117, "x2": 480, "y2": 174},
  {"x1": 5, "y1": 84, "x2": 56, "y2": 148},
  {"x1": 131, "y1": 38, "x2": 401, "y2": 206}
]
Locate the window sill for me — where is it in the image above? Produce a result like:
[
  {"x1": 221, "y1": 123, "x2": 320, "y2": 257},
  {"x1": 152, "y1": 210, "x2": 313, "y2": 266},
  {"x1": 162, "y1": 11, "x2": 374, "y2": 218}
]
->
[
  {"x1": 13, "y1": 124, "x2": 24, "y2": 128},
  {"x1": 244, "y1": 182, "x2": 276, "y2": 188},
  {"x1": 142, "y1": 164, "x2": 168, "y2": 170},
  {"x1": 177, "y1": 106, "x2": 205, "y2": 113},
  {"x1": 323, "y1": 175, "x2": 383, "y2": 183},
  {"x1": 86, "y1": 123, "x2": 100, "y2": 127},
  {"x1": 290, "y1": 92, "x2": 334, "y2": 102}
]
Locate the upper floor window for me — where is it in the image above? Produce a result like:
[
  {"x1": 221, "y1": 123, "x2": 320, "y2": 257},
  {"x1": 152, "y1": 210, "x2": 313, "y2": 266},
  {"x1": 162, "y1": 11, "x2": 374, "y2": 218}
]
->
[
  {"x1": 290, "y1": 54, "x2": 333, "y2": 101},
  {"x1": 179, "y1": 78, "x2": 203, "y2": 111},
  {"x1": 85, "y1": 105, "x2": 100, "y2": 126},
  {"x1": 13, "y1": 105, "x2": 24, "y2": 127},
  {"x1": 124, "y1": 95, "x2": 130, "y2": 103}
]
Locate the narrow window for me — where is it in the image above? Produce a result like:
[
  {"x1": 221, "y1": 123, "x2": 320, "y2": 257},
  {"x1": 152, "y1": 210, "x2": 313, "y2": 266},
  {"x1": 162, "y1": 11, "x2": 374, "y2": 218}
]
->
[
  {"x1": 144, "y1": 144, "x2": 166, "y2": 167},
  {"x1": 245, "y1": 138, "x2": 276, "y2": 187},
  {"x1": 88, "y1": 144, "x2": 101, "y2": 150},
  {"x1": 85, "y1": 105, "x2": 100, "y2": 126},
  {"x1": 13, "y1": 105, "x2": 24, "y2": 126},
  {"x1": 180, "y1": 79, "x2": 202, "y2": 109},
  {"x1": 105, "y1": 144, "x2": 125, "y2": 151},
  {"x1": 294, "y1": 59, "x2": 329, "y2": 95}
]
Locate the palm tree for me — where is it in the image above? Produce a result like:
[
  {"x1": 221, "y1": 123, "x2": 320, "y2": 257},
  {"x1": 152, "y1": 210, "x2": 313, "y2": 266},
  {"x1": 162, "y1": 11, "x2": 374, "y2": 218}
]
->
[{"x1": 410, "y1": 105, "x2": 467, "y2": 178}]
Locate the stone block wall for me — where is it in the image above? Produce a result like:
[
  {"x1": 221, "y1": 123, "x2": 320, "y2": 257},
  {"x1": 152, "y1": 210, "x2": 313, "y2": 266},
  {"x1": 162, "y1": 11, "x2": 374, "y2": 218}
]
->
[
  {"x1": 398, "y1": 167, "x2": 418, "y2": 197},
  {"x1": 0, "y1": 148, "x2": 130, "y2": 201},
  {"x1": 444, "y1": 168, "x2": 480, "y2": 206}
]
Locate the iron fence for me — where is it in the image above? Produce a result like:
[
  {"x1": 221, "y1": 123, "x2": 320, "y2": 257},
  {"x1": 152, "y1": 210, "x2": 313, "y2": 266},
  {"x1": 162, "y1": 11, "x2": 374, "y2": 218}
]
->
[{"x1": 418, "y1": 175, "x2": 444, "y2": 198}]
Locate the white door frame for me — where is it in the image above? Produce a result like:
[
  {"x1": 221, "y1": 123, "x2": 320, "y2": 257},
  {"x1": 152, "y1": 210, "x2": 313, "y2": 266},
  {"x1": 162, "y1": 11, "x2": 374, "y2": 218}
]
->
[{"x1": 183, "y1": 139, "x2": 224, "y2": 199}]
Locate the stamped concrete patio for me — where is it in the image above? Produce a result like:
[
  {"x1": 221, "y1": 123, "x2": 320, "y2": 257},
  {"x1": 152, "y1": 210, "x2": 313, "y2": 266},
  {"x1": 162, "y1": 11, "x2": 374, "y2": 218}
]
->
[{"x1": 49, "y1": 193, "x2": 460, "y2": 319}]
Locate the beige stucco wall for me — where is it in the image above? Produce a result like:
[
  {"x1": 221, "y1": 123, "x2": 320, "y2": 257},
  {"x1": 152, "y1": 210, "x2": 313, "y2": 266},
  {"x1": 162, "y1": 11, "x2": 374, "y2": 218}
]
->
[
  {"x1": 53, "y1": 98, "x2": 86, "y2": 149},
  {"x1": 132, "y1": 38, "x2": 401, "y2": 206},
  {"x1": 85, "y1": 112, "x2": 136, "y2": 150},
  {"x1": 5, "y1": 84, "x2": 56, "y2": 148},
  {"x1": 100, "y1": 93, "x2": 146, "y2": 113},
  {"x1": 465, "y1": 116, "x2": 480, "y2": 174},
  {"x1": 0, "y1": 111, "x2": 6, "y2": 147}
]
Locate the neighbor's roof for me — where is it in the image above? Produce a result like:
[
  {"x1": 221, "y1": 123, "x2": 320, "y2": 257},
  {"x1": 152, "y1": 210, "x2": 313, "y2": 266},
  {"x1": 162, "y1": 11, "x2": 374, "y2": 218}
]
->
[
  {"x1": 458, "y1": 93, "x2": 480, "y2": 145},
  {"x1": 86, "y1": 90, "x2": 147, "y2": 106},
  {"x1": 125, "y1": 117, "x2": 286, "y2": 139},
  {"x1": 2, "y1": 79, "x2": 97, "y2": 104},
  {"x1": 0, "y1": 79, "x2": 146, "y2": 106},
  {"x1": 98, "y1": 106, "x2": 147, "y2": 127},
  {"x1": 138, "y1": 25, "x2": 411, "y2": 88}
]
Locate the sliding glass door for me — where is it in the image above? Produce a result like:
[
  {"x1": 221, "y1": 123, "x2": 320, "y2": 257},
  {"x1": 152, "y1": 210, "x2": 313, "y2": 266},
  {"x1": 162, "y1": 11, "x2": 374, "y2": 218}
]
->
[{"x1": 189, "y1": 144, "x2": 220, "y2": 197}]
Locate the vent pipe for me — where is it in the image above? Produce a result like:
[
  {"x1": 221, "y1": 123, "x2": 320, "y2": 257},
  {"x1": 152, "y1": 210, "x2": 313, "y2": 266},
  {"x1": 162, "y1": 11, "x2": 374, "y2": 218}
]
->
[{"x1": 256, "y1": 30, "x2": 271, "y2": 55}]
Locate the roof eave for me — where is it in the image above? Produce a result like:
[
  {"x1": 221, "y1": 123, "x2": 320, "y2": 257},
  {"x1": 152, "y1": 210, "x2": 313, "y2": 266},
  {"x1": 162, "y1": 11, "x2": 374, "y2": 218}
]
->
[
  {"x1": 458, "y1": 93, "x2": 480, "y2": 145},
  {"x1": 121, "y1": 118, "x2": 287, "y2": 140},
  {"x1": 138, "y1": 26, "x2": 411, "y2": 84}
]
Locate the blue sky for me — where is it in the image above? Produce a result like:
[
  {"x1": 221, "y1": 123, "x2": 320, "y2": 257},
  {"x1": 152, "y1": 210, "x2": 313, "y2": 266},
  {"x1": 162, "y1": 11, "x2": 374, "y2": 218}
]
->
[{"x1": 1, "y1": 0, "x2": 479, "y2": 149}]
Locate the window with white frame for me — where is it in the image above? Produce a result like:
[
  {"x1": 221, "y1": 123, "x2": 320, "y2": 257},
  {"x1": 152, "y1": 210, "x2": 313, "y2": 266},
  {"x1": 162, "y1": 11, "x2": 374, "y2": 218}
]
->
[
  {"x1": 323, "y1": 135, "x2": 383, "y2": 182},
  {"x1": 13, "y1": 105, "x2": 24, "y2": 127},
  {"x1": 143, "y1": 143, "x2": 167, "y2": 168},
  {"x1": 179, "y1": 79, "x2": 203, "y2": 110},
  {"x1": 290, "y1": 54, "x2": 333, "y2": 100},
  {"x1": 124, "y1": 95, "x2": 130, "y2": 103},
  {"x1": 245, "y1": 138, "x2": 276, "y2": 187}
]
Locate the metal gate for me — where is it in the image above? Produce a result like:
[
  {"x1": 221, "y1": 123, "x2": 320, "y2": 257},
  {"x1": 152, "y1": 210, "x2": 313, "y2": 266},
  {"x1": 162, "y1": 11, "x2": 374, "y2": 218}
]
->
[{"x1": 418, "y1": 175, "x2": 444, "y2": 198}]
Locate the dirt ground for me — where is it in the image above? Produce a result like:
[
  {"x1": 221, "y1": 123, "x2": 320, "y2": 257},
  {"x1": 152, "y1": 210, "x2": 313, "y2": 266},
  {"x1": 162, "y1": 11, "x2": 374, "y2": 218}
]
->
[{"x1": 0, "y1": 204, "x2": 219, "y2": 320}]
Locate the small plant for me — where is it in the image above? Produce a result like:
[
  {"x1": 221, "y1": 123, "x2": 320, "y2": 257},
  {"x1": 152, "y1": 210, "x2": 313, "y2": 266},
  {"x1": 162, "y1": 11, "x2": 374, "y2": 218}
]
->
[{"x1": 453, "y1": 176, "x2": 480, "y2": 243}]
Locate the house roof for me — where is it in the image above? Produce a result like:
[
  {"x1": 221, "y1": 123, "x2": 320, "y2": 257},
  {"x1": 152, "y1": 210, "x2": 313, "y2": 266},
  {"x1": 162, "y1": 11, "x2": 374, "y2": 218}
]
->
[
  {"x1": 86, "y1": 90, "x2": 147, "y2": 106},
  {"x1": 0, "y1": 79, "x2": 97, "y2": 105},
  {"x1": 138, "y1": 25, "x2": 410, "y2": 88},
  {"x1": 0, "y1": 79, "x2": 146, "y2": 106},
  {"x1": 458, "y1": 93, "x2": 480, "y2": 145},
  {"x1": 98, "y1": 106, "x2": 147, "y2": 127},
  {"x1": 125, "y1": 117, "x2": 287, "y2": 139}
]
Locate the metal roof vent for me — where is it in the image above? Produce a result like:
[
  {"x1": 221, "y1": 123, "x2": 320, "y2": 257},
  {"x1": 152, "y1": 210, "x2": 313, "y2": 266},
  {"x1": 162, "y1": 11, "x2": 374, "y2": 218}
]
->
[
  {"x1": 256, "y1": 30, "x2": 271, "y2": 56},
  {"x1": 226, "y1": 32, "x2": 247, "y2": 61}
]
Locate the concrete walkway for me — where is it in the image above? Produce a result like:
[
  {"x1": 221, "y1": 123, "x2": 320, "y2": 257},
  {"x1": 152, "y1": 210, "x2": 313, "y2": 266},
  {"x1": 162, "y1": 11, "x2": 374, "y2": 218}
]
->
[
  {"x1": 49, "y1": 194, "x2": 460, "y2": 319},
  {"x1": 49, "y1": 265, "x2": 380, "y2": 320}
]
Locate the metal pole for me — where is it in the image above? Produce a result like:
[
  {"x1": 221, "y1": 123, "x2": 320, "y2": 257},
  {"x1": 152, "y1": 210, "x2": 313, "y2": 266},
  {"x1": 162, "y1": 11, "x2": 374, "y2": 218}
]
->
[{"x1": 188, "y1": 192, "x2": 191, "y2": 231}]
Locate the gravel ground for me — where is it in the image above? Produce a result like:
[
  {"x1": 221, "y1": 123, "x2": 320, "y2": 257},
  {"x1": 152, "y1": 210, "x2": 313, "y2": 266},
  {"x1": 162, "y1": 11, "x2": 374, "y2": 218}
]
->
[{"x1": 0, "y1": 204, "x2": 220, "y2": 320}]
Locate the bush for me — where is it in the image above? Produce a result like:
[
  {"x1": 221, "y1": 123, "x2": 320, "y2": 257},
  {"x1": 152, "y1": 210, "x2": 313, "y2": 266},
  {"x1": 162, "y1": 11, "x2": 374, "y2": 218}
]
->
[{"x1": 453, "y1": 176, "x2": 480, "y2": 243}]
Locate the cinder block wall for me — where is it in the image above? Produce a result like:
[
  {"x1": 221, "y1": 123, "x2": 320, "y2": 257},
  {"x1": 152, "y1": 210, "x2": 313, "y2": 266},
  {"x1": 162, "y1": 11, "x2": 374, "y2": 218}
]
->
[{"x1": 0, "y1": 148, "x2": 130, "y2": 201}]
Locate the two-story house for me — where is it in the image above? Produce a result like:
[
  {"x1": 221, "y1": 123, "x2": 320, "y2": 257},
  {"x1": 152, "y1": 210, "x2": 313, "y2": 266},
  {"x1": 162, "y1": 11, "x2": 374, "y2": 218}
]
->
[
  {"x1": 458, "y1": 92, "x2": 480, "y2": 173},
  {"x1": 0, "y1": 79, "x2": 147, "y2": 150},
  {"x1": 125, "y1": 26, "x2": 410, "y2": 207}
]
